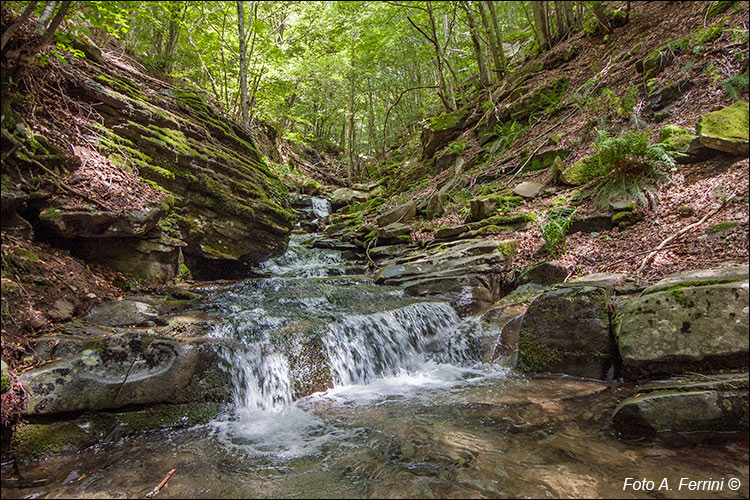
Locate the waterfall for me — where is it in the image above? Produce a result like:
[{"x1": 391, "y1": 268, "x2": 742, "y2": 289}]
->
[{"x1": 207, "y1": 231, "x2": 497, "y2": 457}]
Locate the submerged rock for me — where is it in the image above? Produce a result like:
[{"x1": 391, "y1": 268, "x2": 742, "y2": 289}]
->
[{"x1": 612, "y1": 373, "x2": 749, "y2": 445}]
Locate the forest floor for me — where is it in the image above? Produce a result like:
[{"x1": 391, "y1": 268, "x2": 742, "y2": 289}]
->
[{"x1": 382, "y1": 0, "x2": 748, "y2": 283}]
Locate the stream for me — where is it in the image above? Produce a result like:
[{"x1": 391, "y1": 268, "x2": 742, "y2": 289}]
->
[{"x1": 2, "y1": 212, "x2": 748, "y2": 498}]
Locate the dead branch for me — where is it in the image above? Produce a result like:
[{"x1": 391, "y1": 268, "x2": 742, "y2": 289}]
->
[
  {"x1": 637, "y1": 192, "x2": 737, "y2": 275},
  {"x1": 145, "y1": 469, "x2": 176, "y2": 499}
]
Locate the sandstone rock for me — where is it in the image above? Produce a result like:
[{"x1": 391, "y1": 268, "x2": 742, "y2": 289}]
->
[
  {"x1": 568, "y1": 215, "x2": 615, "y2": 234},
  {"x1": 47, "y1": 299, "x2": 75, "y2": 322},
  {"x1": 612, "y1": 374, "x2": 749, "y2": 445},
  {"x1": 469, "y1": 195, "x2": 523, "y2": 222},
  {"x1": 377, "y1": 222, "x2": 411, "y2": 239},
  {"x1": 567, "y1": 273, "x2": 628, "y2": 288},
  {"x1": 422, "y1": 108, "x2": 469, "y2": 159},
  {"x1": 84, "y1": 298, "x2": 159, "y2": 327},
  {"x1": 20, "y1": 333, "x2": 230, "y2": 415},
  {"x1": 616, "y1": 280, "x2": 749, "y2": 377},
  {"x1": 696, "y1": 101, "x2": 749, "y2": 156},
  {"x1": 518, "y1": 286, "x2": 614, "y2": 379},
  {"x1": 329, "y1": 187, "x2": 370, "y2": 211},
  {"x1": 642, "y1": 265, "x2": 749, "y2": 294},
  {"x1": 377, "y1": 201, "x2": 417, "y2": 227},
  {"x1": 512, "y1": 181, "x2": 543, "y2": 198},
  {"x1": 516, "y1": 261, "x2": 569, "y2": 287}
]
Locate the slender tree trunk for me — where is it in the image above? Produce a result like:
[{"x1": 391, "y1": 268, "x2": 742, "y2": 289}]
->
[
  {"x1": 485, "y1": 1, "x2": 507, "y2": 76},
  {"x1": 531, "y1": 1, "x2": 549, "y2": 52},
  {"x1": 1, "y1": 1, "x2": 39, "y2": 52},
  {"x1": 236, "y1": 0, "x2": 250, "y2": 130},
  {"x1": 36, "y1": 1, "x2": 58, "y2": 35},
  {"x1": 347, "y1": 70, "x2": 356, "y2": 184},
  {"x1": 461, "y1": 1, "x2": 489, "y2": 88},
  {"x1": 591, "y1": 2, "x2": 612, "y2": 34},
  {"x1": 35, "y1": 1, "x2": 71, "y2": 50},
  {"x1": 553, "y1": 1, "x2": 567, "y2": 42}
]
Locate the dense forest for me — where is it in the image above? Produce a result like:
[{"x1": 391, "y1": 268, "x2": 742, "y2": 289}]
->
[{"x1": 1, "y1": 1, "x2": 749, "y2": 499}]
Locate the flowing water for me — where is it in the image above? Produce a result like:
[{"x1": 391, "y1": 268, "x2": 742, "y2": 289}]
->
[{"x1": 2, "y1": 235, "x2": 748, "y2": 499}]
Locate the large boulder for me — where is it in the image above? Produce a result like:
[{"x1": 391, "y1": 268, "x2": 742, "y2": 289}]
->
[
  {"x1": 612, "y1": 374, "x2": 749, "y2": 445},
  {"x1": 377, "y1": 201, "x2": 417, "y2": 227},
  {"x1": 468, "y1": 195, "x2": 523, "y2": 222},
  {"x1": 84, "y1": 298, "x2": 160, "y2": 327},
  {"x1": 517, "y1": 285, "x2": 615, "y2": 379},
  {"x1": 329, "y1": 187, "x2": 370, "y2": 211},
  {"x1": 21, "y1": 333, "x2": 230, "y2": 415},
  {"x1": 696, "y1": 101, "x2": 749, "y2": 155},
  {"x1": 616, "y1": 268, "x2": 749, "y2": 378}
]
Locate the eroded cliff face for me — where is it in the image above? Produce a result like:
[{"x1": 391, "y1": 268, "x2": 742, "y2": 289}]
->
[{"x1": 2, "y1": 40, "x2": 293, "y2": 281}]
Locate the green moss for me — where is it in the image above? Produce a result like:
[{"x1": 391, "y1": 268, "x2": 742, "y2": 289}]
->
[
  {"x1": 38, "y1": 208, "x2": 62, "y2": 220},
  {"x1": 611, "y1": 210, "x2": 635, "y2": 224},
  {"x1": 697, "y1": 101, "x2": 749, "y2": 143},
  {"x1": 496, "y1": 239, "x2": 518, "y2": 260},
  {"x1": 562, "y1": 153, "x2": 607, "y2": 185},
  {"x1": 427, "y1": 108, "x2": 467, "y2": 131},
  {"x1": 511, "y1": 77, "x2": 569, "y2": 123},
  {"x1": 659, "y1": 124, "x2": 696, "y2": 152},
  {"x1": 517, "y1": 330, "x2": 561, "y2": 373},
  {"x1": 709, "y1": 221, "x2": 738, "y2": 233},
  {"x1": 1, "y1": 373, "x2": 9, "y2": 394}
]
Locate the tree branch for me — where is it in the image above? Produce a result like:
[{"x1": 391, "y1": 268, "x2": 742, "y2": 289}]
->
[{"x1": 637, "y1": 192, "x2": 737, "y2": 275}]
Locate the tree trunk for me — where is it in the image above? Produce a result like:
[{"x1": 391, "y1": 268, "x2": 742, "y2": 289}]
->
[
  {"x1": 461, "y1": 1, "x2": 489, "y2": 88},
  {"x1": 36, "y1": 1, "x2": 57, "y2": 35},
  {"x1": 591, "y1": 2, "x2": 612, "y2": 34},
  {"x1": 531, "y1": 1, "x2": 549, "y2": 52},
  {"x1": 484, "y1": 1, "x2": 507, "y2": 76},
  {"x1": 35, "y1": 1, "x2": 71, "y2": 50},
  {"x1": 236, "y1": 0, "x2": 250, "y2": 130},
  {"x1": 347, "y1": 71, "x2": 356, "y2": 185}
]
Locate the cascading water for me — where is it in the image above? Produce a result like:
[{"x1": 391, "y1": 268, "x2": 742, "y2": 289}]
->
[
  {"x1": 204, "y1": 233, "x2": 502, "y2": 457},
  {"x1": 310, "y1": 196, "x2": 331, "y2": 218}
]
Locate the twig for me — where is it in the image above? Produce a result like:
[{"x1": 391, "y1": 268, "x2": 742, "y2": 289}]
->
[
  {"x1": 506, "y1": 139, "x2": 549, "y2": 184},
  {"x1": 145, "y1": 469, "x2": 176, "y2": 499},
  {"x1": 637, "y1": 193, "x2": 737, "y2": 275}
]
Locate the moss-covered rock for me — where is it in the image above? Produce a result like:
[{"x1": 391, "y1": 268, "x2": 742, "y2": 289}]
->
[
  {"x1": 696, "y1": 101, "x2": 750, "y2": 155},
  {"x1": 20, "y1": 333, "x2": 231, "y2": 415},
  {"x1": 562, "y1": 153, "x2": 607, "y2": 185},
  {"x1": 517, "y1": 286, "x2": 614, "y2": 379},
  {"x1": 421, "y1": 108, "x2": 469, "y2": 159},
  {"x1": 612, "y1": 374, "x2": 749, "y2": 445},
  {"x1": 616, "y1": 279, "x2": 749, "y2": 378}
]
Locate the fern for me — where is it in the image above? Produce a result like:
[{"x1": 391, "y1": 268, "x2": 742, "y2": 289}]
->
[
  {"x1": 590, "y1": 130, "x2": 681, "y2": 209},
  {"x1": 539, "y1": 207, "x2": 577, "y2": 256},
  {"x1": 723, "y1": 70, "x2": 749, "y2": 101}
]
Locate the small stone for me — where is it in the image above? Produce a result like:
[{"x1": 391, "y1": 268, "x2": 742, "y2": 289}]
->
[
  {"x1": 677, "y1": 205, "x2": 694, "y2": 217},
  {"x1": 512, "y1": 181, "x2": 544, "y2": 198}
]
